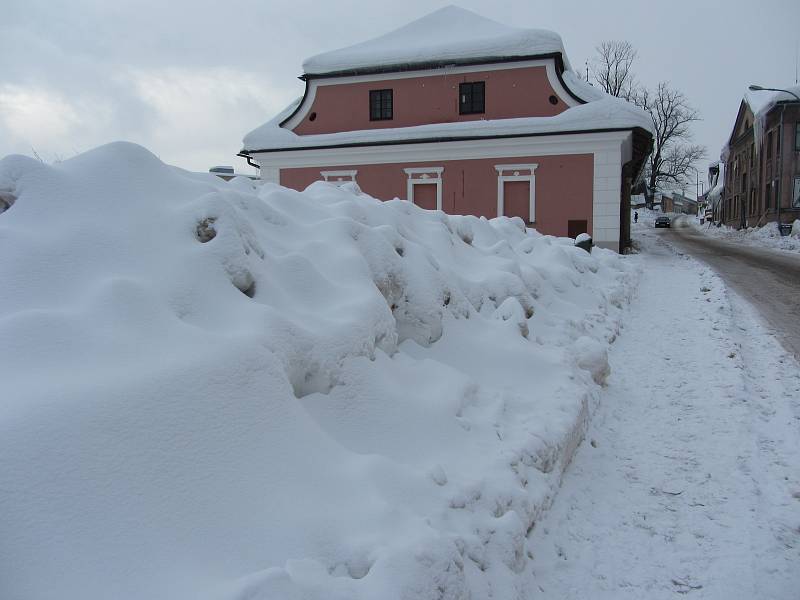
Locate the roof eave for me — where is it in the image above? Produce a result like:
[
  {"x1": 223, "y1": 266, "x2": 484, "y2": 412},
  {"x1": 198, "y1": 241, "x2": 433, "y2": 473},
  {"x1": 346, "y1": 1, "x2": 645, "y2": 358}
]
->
[
  {"x1": 300, "y1": 51, "x2": 568, "y2": 80},
  {"x1": 241, "y1": 125, "x2": 651, "y2": 156}
]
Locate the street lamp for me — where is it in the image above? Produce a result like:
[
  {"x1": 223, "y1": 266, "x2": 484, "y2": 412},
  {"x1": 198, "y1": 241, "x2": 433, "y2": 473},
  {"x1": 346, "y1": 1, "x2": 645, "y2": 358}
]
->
[
  {"x1": 747, "y1": 85, "x2": 800, "y2": 227},
  {"x1": 748, "y1": 84, "x2": 800, "y2": 102}
]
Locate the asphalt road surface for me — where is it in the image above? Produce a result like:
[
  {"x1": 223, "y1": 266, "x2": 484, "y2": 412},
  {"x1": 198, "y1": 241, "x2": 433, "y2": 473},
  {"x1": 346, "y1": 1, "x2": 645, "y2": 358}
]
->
[{"x1": 655, "y1": 216, "x2": 800, "y2": 360}]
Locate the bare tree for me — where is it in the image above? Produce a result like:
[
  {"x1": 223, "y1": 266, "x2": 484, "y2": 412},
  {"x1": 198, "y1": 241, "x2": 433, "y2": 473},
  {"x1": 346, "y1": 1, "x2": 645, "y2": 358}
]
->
[
  {"x1": 633, "y1": 82, "x2": 706, "y2": 191},
  {"x1": 592, "y1": 40, "x2": 637, "y2": 100}
]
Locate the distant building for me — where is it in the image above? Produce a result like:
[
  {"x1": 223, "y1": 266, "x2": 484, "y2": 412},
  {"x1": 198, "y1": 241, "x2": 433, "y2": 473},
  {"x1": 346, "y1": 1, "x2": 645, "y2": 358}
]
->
[
  {"x1": 718, "y1": 85, "x2": 800, "y2": 228},
  {"x1": 239, "y1": 6, "x2": 653, "y2": 252},
  {"x1": 630, "y1": 193, "x2": 646, "y2": 209},
  {"x1": 658, "y1": 191, "x2": 697, "y2": 215},
  {"x1": 699, "y1": 162, "x2": 724, "y2": 223}
]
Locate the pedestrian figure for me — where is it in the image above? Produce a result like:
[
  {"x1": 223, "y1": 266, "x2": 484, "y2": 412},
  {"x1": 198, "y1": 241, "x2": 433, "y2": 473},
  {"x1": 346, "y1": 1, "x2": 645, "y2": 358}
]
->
[{"x1": 634, "y1": 211, "x2": 639, "y2": 223}]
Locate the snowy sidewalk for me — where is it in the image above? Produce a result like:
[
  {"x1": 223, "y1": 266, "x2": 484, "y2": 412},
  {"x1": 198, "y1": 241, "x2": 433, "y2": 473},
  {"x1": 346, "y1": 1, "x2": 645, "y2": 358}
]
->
[{"x1": 527, "y1": 229, "x2": 800, "y2": 599}]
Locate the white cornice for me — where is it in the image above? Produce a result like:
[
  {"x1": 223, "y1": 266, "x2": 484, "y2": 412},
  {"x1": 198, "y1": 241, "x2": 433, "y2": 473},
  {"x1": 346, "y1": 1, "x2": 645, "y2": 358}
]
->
[
  {"x1": 404, "y1": 166, "x2": 444, "y2": 175},
  {"x1": 250, "y1": 131, "x2": 630, "y2": 169},
  {"x1": 495, "y1": 163, "x2": 539, "y2": 173}
]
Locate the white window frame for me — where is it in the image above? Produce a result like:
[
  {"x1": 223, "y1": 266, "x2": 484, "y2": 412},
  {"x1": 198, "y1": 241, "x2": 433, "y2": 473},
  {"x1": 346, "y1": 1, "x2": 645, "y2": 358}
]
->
[
  {"x1": 495, "y1": 164, "x2": 538, "y2": 221},
  {"x1": 793, "y1": 176, "x2": 800, "y2": 209},
  {"x1": 404, "y1": 167, "x2": 444, "y2": 211},
  {"x1": 320, "y1": 170, "x2": 357, "y2": 186}
]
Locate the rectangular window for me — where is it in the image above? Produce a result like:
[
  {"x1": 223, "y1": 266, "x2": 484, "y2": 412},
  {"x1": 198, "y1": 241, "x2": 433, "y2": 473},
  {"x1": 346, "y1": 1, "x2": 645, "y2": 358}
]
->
[
  {"x1": 459, "y1": 81, "x2": 485, "y2": 115},
  {"x1": 794, "y1": 177, "x2": 800, "y2": 208},
  {"x1": 369, "y1": 89, "x2": 393, "y2": 121}
]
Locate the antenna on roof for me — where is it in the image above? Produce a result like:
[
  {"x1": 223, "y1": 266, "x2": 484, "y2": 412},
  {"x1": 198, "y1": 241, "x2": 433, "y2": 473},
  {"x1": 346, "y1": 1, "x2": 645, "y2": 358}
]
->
[{"x1": 585, "y1": 59, "x2": 589, "y2": 82}]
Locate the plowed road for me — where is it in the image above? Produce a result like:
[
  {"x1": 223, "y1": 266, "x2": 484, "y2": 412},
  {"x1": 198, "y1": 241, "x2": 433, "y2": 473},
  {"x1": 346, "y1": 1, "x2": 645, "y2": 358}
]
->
[{"x1": 659, "y1": 217, "x2": 800, "y2": 361}]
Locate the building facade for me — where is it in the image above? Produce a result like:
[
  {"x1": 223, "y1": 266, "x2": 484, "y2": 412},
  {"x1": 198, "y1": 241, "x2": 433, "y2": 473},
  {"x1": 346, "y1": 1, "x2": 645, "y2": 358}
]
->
[
  {"x1": 240, "y1": 7, "x2": 652, "y2": 251},
  {"x1": 718, "y1": 87, "x2": 800, "y2": 228}
]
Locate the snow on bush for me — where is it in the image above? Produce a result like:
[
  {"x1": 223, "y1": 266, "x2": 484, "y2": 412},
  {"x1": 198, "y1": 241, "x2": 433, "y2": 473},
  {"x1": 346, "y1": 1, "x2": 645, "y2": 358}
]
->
[{"x1": 0, "y1": 142, "x2": 637, "y2": 600}]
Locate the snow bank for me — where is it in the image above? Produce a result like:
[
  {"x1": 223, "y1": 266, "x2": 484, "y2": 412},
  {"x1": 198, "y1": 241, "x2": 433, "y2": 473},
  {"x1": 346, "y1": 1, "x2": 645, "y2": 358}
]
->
[
  {"x1": 303, "y1": 5, "x2": 568, "y2": 76},
  {"x1": 690, "y1": 218, "x2": 800, "y2": 255},
  {"x1": 0, "y1": 142, "x2": 637, "y2": 600}
]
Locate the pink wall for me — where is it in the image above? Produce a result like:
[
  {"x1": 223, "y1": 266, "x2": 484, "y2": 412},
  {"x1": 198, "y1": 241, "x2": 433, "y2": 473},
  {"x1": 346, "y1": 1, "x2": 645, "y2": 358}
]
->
[
  {"x1": 413, "y1": 183, "x2": 437, "y2": 210},
  {"x1": 503, "y1": 181, "x2": 530, "y2": 221},
  {"x1": 293, "y1": 65, "x2": 567, "y2": 135},
  {"x1": 280, "y1": 154, "x2": 595, "y2": 238}
]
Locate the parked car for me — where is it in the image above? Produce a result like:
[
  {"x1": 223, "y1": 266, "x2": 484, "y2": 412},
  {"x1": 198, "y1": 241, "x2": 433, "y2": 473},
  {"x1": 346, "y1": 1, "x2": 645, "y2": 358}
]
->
[{"x1": 655, "y1": 216, "x2": 671, "y2": 228}]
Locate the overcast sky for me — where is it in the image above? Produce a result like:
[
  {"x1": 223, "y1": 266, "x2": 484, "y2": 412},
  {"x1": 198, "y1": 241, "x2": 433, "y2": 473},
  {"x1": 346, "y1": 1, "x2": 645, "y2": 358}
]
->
[{"x1": 2, "y1": 0, "x2": 798, "y2": 185}]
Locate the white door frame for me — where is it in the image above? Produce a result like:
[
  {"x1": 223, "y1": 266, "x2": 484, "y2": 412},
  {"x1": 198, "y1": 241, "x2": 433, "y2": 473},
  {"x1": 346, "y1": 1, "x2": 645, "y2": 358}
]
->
[
  {"x1": 404, "y1": 167, "x2": 444, "y2": 210},
  {"x1": 495, "y1": 163, "x2": 538, "y2": 221},
  {"x1": 320, "y1": 170, "x2": 358, "y2": 186}
]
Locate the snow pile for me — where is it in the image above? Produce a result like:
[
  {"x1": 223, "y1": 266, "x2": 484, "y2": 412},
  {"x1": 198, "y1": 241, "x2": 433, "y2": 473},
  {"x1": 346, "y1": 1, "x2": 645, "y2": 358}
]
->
[
  {"x1": 303, "y1": 5, "x2": 568, "y2": 75},
  {"x1": 690, "y1": 218, "x2": 800, "y2": 254},
  {"x1": 0, "y1": 142, "x2": 637, "y2": 600}
]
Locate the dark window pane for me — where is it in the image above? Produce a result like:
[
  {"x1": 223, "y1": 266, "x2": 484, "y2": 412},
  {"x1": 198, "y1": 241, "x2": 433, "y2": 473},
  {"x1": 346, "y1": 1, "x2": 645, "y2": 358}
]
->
[
  {"x1": 459, "y1": 81, "x2": 485, "y2": 115},
  {"x1": 369, "y1": 89, "x2": 392, "y2": 121}
]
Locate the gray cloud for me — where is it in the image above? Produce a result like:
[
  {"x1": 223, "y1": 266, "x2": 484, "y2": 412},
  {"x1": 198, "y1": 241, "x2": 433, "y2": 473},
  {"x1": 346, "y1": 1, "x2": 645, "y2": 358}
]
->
[{"x1": 2, "y1": 0, "x2": 799, "y2": 178}]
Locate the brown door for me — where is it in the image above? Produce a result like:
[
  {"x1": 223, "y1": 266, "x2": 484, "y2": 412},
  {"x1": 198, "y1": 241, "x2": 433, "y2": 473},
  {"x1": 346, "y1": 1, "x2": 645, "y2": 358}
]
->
[
  {"x1": 568, "y1": 219, "x2": 588, "y2": 238},
  {"x1": 503, "y1": 181, "x2": 530, "y2": 222},
  {"x1": 412, "y1": 183, "x2": 437, "y2": 210}
]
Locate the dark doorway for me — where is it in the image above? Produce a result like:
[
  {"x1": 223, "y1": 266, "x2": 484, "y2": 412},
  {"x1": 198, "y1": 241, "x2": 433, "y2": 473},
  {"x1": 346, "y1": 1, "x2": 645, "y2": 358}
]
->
[{"x1": 568, "y1": 219, "x2": 588, "y2": 239}]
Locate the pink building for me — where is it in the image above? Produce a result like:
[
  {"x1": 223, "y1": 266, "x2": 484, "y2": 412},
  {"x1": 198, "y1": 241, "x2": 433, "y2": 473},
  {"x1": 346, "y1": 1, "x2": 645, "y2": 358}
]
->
[{"x1": 240, "y1": 6, "x2": 653, "y2": 252}]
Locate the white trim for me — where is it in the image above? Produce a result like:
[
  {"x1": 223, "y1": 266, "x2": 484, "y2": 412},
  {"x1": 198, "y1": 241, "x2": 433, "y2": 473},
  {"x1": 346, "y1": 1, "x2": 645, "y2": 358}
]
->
[
  {"x1": 592, "y1": 146, "x2": 623, "y2": 243},
  {"x1": 496, "y1": 164, "x2": 538, "y2": 221},
  {"x1": 403, "y1": 166, "x2": 444, "y2": 175},
  {"x1": 260, "y1": 166, "x2": 279, "y2": 184},
  {"x1": 320, "y1": 169, "x2": 357, "y2": 185},
  {"x1": 252, "y1": 131, "x2": 631, "y2": 169},
  {"x1": 404, "y1": 167, "x2": 443, "y2": 211},
  {"x1": 282, "y1": 58, "x2": 581, "y2": 130},
  {"x1": 494, "y1": 164, "x2": 538, "y2": 174}
]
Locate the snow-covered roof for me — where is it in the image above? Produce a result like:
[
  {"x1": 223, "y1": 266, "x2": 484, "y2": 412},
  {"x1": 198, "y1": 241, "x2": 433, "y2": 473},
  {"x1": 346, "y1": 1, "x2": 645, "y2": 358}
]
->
[
  {"x1": 303, "y1": 5, "x2": 569, "y2": 76},
  {"x1": 744, "y1": 84, "x2": 800, "y2": 118},
  {"x1": 728, "y1": 84, "x2": 800, "y2": 159},
  {"x1": 241, "y1": 6, "x2": 654, "y2": 154},
  {"x1": 242, "y1": 95, "x2": 654, "y2": 152}
]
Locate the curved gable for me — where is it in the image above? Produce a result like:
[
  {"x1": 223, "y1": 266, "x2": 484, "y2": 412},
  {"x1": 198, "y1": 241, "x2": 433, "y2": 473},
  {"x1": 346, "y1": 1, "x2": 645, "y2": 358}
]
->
[{"x1": 281, "y1": 57, "x2": 584, "y2": 136}]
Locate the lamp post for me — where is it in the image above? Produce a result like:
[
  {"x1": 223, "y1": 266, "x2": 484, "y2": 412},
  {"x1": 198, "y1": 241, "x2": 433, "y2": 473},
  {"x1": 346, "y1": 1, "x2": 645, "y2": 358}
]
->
[
  {"x1": 747, "y1": 85, "x2": 800, "y2": 102},
  {"x1": 748, "y1": 85, "x2": 800, "y2": 225}
]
